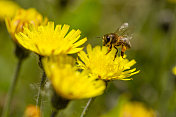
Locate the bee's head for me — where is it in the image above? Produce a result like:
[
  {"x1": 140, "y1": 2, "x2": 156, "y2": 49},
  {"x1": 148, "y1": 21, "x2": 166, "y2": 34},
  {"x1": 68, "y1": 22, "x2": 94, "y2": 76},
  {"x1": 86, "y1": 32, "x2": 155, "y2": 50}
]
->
[{"x1": 102, "y1": 33, "x2": 116, "y2": 46}]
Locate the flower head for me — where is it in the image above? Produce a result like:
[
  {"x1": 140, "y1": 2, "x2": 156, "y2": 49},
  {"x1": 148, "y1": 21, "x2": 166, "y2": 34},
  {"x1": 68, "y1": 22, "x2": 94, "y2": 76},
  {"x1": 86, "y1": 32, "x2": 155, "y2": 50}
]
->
[
  {"x1": 23, "y1": 105, "x2": 40, "y2": 117},
  {"x1": 5, "y1": 8, "x2": 48, "y2": 42},
  {"x1": 77, "y1": 44, "x2": 139, "y2": 81},
  {"x1": 15, "y1": 22, "x2": 87, "y2": 56},
  {"x1": 0, "y1": 1, "x2": 19, "y2": 21},
  {"x1": 172, "y1": 66, "x2": 176, "y2": 76},
  {"x1": 102, "y1": 100, "x2": 156, "y2": 117},
  {"x1": 42, "y1": 55, "x2": 105, "y2": 99},
  {"x1": 118, "y1": 102, "x2": 156, "y2": 117}
]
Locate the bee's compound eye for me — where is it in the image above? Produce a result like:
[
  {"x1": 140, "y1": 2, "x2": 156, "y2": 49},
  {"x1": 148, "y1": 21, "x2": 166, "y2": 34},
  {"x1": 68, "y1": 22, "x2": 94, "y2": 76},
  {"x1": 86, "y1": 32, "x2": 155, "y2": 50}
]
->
[{"x1": 106, "y1": 36, "x2": 110, "y2": 42}]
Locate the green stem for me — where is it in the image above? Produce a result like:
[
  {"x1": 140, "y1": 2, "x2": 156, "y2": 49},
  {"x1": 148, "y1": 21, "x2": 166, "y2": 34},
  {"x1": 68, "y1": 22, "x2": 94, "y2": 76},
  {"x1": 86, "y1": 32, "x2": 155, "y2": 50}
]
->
[
  {"x1": 80, "y1": 81, "x2": 109, "y2": 117},
  {"x1": 36, "y1": 71, "x2": 46, "y2": 108},
  {"x1": 1, "y1": 58, "x2": 23, "y2": 117},
  {"x1": 50, "y1": 110, "x2": 58, "y2": 117},
  {"x1": 80, "y1": 98, "x2": 95, "y2": 117}
]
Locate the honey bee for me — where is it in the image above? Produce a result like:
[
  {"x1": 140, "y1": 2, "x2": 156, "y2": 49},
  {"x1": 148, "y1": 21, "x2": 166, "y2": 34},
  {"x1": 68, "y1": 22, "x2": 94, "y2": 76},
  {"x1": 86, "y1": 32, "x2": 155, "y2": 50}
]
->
[{"x1": 103, "y1": 23, "x2": 132, "y2": 60}]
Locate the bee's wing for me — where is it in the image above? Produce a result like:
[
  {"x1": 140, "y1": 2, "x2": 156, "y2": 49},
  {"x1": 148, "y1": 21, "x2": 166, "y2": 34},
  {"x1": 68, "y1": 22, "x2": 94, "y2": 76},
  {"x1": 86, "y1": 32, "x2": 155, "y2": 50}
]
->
[
  {"x1": 115, "y1": 22, "x2": 129, "y2": 34},
  {"x1": 121, "y1": 37, "x2": 132, "y2": 48}
]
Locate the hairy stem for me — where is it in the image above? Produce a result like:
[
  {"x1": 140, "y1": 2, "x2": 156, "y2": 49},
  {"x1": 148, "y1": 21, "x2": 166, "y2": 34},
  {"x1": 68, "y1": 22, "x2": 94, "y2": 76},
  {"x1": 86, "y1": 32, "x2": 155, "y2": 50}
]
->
[
  {"x1": 36, "y1": 72, "x2": 46, "y2": 108},
  {"x1": 1, "y1": 58, "x2": 23, "y2": 117},
  {"x1": 80, "y1": 98, "x2": 95, "y2": 117}
]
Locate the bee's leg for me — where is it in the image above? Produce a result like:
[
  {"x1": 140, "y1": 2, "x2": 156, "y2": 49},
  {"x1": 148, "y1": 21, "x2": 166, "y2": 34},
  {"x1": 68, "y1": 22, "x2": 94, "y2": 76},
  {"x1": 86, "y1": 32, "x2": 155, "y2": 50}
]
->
[
  {"x1": 113, "y1": 46, "x2": 118, "y2": 61},
  {"x1": 106, "y1": 45, "x2": 112, "y2": 55},
  {"x1": 121, "y1": 45, "x2": 127, "y2": 58},
  {"x1": 121, "y1": 51, "x2": 124, "y2": 58}
]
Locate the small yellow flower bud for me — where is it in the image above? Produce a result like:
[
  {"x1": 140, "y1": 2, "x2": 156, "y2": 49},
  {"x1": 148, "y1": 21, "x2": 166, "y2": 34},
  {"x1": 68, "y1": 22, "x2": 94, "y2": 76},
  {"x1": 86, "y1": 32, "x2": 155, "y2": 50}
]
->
[{"x1": 23, "y1": 105, "x2": 41, "y2": 117}]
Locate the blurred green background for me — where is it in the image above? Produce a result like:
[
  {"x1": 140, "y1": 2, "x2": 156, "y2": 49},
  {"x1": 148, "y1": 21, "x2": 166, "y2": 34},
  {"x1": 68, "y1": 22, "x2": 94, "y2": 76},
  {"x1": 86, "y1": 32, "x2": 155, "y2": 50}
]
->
[{"x1": 0, "y1": 0, "x2": 176, "y2": 117}]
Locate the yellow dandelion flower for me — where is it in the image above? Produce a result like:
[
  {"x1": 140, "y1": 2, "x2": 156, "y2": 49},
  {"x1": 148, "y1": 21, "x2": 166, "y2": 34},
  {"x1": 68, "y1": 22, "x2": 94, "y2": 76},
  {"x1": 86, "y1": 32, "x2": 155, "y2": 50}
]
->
[
  {"x1": 77, "y1": 44, "x2": 139, "y2": 81},
  {"x1": 118, "y1": 102, "x2": 156, "y2": 117},
  {"x1": 5, "y1": 8, "x2": 48, "y2": 43},
  {"x1": 0, "y1": 1, "x2": 20, "y2": 21},
  {"x1": 172, "y1": 66, "x2": 176, "y2": 76},
  {"x1": 102, "y1": 100, "x2": 156, "y2": 117},
  {"x1": 15, "y1": 22, "x2": 87, "y2": 56},
  {"x1": 23, "y1": 105, "x2": 41, "y2": 117},
  {"x1": 42, "y1": 55, "x2": 105, "y2": 99}
]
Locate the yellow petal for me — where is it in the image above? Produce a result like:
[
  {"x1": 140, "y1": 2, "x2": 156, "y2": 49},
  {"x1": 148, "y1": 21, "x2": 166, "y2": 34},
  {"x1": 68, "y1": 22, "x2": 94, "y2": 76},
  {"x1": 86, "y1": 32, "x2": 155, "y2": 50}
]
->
[
  {"x1": 68, "y1": 47, "x2": 83, "y2": 54},
  {"x1": 73, "y1": 37, "x2": 87, "y2": 47}
]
